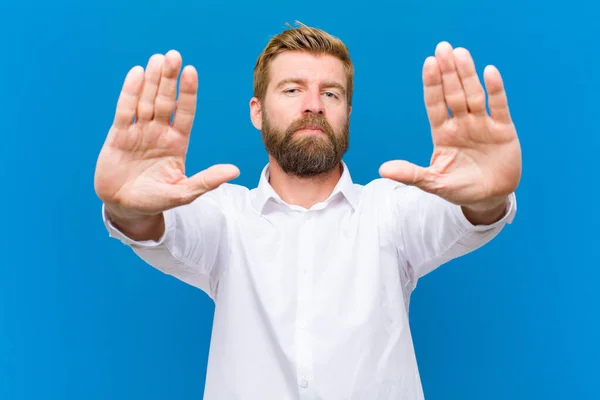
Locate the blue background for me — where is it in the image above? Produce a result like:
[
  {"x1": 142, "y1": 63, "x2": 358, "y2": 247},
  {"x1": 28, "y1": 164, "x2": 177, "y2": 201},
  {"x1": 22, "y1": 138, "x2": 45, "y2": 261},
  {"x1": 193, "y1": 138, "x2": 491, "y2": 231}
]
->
[{"x1": 1, "y1": 1, "x2": 598, "y2": 399}]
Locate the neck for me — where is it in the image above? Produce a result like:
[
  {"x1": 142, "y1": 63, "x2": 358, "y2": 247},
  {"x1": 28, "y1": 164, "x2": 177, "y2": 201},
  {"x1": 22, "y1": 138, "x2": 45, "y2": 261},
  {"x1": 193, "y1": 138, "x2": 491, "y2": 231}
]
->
[{"x1": 267, "y1": 156, "x2": 343, "y2": 209}]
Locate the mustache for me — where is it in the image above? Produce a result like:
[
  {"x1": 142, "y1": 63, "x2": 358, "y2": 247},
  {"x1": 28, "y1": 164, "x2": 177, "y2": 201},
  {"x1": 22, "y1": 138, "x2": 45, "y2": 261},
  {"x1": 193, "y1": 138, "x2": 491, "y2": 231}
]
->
[{"x1": 287, "y1": 114, "x2": 333, "y2": 136}]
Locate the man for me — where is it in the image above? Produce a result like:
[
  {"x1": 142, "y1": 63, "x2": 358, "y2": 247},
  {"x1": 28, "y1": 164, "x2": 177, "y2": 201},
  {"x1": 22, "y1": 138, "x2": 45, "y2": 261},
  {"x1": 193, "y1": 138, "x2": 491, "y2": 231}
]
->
[{"x1": 94, "y1": 22, "x2": 521, "y2": 399}]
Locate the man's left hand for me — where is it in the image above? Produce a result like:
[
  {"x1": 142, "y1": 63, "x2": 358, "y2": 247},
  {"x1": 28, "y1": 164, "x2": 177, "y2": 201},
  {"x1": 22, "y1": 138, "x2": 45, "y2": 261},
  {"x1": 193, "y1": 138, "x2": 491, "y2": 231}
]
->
[{"x1": 379, "y1": 42, "x2": 522, "y2": 217}]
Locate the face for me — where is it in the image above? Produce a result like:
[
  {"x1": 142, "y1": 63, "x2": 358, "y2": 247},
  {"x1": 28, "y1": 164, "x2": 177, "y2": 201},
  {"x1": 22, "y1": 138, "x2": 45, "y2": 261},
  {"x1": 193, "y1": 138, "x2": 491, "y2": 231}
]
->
[{"x1": 250, "y1": 51, "x2": 351, "y2": 177}]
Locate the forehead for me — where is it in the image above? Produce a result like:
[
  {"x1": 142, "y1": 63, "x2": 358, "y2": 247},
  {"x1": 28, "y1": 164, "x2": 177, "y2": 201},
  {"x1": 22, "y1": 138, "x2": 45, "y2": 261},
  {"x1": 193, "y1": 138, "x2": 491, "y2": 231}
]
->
[{"x1": 267, "y1": 51, "x2": 347, "y2": 88}]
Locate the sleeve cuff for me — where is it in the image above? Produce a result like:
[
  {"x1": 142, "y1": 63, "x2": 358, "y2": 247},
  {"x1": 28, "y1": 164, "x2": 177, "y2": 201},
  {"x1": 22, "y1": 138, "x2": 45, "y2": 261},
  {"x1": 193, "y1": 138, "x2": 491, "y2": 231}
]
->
[
  {"x1": 452, "y1": 192, "x2": 517, "y2": 232},
  {"x1": 101, "y1": 203, "x2": 176, "y2": 248}
]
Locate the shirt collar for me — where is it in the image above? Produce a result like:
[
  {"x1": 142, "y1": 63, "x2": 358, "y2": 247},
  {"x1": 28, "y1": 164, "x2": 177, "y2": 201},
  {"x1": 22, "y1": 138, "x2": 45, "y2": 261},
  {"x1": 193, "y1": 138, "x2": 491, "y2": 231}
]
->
[{"x1": 251, "y1": 161, "x2": 358, "y2": 213}]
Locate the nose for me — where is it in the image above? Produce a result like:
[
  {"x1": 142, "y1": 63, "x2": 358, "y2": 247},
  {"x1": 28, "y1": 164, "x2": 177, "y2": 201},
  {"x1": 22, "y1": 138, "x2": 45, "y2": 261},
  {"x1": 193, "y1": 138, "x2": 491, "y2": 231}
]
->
[{"x1": 301, "y1": 88, "x2": 324, "y2": 115}]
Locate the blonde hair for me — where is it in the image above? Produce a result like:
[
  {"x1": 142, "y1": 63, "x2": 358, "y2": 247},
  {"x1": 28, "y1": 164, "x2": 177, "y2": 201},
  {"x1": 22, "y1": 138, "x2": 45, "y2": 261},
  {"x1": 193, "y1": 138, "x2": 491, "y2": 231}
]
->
[{"x1": 253, "y1": 21, "x2": 354, "y2": 106}]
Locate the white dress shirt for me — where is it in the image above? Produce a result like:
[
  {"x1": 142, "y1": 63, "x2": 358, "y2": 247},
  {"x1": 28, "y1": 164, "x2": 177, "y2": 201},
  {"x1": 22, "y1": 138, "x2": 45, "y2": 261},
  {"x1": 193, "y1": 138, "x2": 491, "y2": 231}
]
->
[{"x1": 102, "y1": 161, "x2": 516, "y2": 400}]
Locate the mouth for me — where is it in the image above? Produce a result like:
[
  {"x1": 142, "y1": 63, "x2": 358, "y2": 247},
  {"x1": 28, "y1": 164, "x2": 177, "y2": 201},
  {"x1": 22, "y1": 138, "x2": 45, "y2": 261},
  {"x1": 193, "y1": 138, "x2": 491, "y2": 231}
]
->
[{"x1": 295, "y1": 126, "x2": 324, "y2": 136}]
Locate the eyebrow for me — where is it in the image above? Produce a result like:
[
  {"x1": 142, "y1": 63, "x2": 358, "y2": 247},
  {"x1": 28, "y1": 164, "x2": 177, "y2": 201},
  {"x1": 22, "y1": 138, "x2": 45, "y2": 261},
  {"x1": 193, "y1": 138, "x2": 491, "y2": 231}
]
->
[{"x1": 274, "y1": 78, "x2": 347, "y2": 95}]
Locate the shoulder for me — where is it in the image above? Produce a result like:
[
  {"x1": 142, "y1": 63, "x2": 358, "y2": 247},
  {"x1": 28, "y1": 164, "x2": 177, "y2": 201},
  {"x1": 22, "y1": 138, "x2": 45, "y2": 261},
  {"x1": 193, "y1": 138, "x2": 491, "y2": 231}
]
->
[
  {"x1": 358, "y1": 177, "x2": 410, "y2": 201},
  {"x1": 198, "y1": 182, "x2": 250, "y2": 202},
  {"x1": 364, "y1": 177, "x2": 407, "y2": 191},
  {"x1": 356, "y1": 178, "x2": 438, "y2": 217},
  {"x1": 185, "y1": 182, "x2": 251, "y2": 213}
]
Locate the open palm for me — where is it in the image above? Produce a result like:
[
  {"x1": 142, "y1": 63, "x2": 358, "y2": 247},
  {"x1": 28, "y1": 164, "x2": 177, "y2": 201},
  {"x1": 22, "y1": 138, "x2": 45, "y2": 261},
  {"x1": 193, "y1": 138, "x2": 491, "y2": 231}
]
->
[
  {"x1": 94, "y1": 50, "x2": 239, "y2": 217},
  {"x1": 380, "y1": 42, "x2": 522, "y2": 208}
]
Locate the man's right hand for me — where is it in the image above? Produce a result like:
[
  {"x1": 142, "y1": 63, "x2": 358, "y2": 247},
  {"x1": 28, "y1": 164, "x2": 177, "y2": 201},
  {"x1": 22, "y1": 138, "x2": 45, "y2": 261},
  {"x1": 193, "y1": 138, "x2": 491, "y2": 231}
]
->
[{"x1": 94, "y1": 50, "x2": 240, "y2": 237}]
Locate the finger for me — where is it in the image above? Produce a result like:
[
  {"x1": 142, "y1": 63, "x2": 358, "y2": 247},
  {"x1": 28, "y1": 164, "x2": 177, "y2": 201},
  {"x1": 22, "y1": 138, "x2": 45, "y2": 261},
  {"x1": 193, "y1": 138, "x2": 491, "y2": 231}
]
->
[
  {"x1": 453, "y1": 48, "x2": 487, "y2": 115},
  {"x1": 180, "y1": 164, "x2": 241, "y2": 201},
  {"x1": 435, "y1": 42, "x2": 468, "y2": 117},
  {"x1": 113, "y1": 66, "x2": 144, "y2": 129},
  {"x1": 171, "y1": 65, "x2": 198, "y2": 136},
  {"x1": 484, "y1": 65, "x2": 512, "y2": 124},
  {"x1": 136, "y1": 54, "x2": 164, "y2": 122},
  {"x1": 423, "y1": 56, "x2": 448, "y2": 129},
  {"x1": 379, "y1": 160, "x2": 432, "y2": 190},
  {"x1": 154, "y1": 50, "x2": 183, "y2": 123}
]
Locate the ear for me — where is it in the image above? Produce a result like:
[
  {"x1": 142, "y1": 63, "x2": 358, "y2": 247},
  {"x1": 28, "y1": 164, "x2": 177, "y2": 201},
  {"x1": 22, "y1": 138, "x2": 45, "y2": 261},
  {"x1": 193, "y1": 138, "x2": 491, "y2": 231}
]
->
[
  {"x1": 249, "y1": 97, "x2": 262, "y2": 130},
  {"x1": 348, "y1": 105, "x2": 352, "y2": 116}
]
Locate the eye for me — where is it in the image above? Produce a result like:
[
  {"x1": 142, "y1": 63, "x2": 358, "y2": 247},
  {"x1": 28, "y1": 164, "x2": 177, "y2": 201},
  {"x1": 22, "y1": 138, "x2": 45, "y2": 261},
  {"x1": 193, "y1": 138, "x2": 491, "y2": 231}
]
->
[
  {"x1": 284, "y1": 88, "x2": 299, "y2": 95},
  {"x1": 324, "y1": 91, "x2": 339, "y2": 99}
]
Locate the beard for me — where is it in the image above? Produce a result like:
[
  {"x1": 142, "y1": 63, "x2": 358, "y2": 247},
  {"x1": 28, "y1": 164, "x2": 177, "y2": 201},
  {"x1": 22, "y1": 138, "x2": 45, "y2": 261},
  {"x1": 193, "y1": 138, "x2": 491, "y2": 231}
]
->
[{"x1": 261, "y1": 111, "x2": 350, "y2": 178}]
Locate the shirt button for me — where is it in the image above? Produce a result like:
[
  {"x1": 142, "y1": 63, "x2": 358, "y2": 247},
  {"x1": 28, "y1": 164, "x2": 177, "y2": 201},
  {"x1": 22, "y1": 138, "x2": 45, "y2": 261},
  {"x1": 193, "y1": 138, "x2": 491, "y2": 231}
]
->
[{"x1": 300, "y1": 379, "x2": 308, "y2": 388}]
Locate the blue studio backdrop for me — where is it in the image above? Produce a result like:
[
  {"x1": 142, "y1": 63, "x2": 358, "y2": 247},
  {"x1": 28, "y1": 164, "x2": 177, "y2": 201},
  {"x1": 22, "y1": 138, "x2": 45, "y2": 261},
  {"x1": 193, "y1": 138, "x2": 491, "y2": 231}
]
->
[{"x1": 1, "y1": 1, "x2": 598, "y2": 399}]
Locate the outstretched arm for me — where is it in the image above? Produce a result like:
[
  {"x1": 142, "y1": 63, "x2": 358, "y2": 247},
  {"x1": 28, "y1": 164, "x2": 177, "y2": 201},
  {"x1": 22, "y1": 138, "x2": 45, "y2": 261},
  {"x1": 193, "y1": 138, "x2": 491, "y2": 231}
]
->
[
  {"x1": 381, "y1": 41, "x2": 521, "y2": 283},
  {"x1": 95, "y1": 50, "x2": 239, "y2": 298}
]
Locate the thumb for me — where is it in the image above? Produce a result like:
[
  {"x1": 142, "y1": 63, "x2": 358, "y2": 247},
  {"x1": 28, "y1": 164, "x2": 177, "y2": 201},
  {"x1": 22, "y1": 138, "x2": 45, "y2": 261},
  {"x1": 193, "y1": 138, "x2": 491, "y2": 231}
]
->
[
  {"x1": 379, "y1": 160, "x2": 431, "y2": 188},
  {"x1": 181, "y1": 164, "x2": 241, "y2": 200}
]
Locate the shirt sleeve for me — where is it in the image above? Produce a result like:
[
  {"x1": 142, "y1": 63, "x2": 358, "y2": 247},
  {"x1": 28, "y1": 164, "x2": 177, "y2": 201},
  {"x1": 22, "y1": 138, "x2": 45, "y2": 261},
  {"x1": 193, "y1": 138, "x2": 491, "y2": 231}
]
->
[
  {"x1": 102, "y1": 187, "x2": 231, "y2": 300},
  {"x1": 389, "y1": 183, "x2": 517, "y2": 290}
]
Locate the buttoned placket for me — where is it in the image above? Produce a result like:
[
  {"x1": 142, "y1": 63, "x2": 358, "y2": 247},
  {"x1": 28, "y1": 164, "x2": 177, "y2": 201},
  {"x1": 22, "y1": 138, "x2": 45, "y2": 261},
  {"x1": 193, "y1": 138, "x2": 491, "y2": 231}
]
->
[{"x1": 295, "y1": 210, "x2": 316, "y2": 398}]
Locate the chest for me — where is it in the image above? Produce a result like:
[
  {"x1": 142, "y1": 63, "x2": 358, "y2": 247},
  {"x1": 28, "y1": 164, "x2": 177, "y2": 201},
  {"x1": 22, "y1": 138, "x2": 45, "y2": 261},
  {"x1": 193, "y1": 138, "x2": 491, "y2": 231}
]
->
[{"x1": 224, "y1": 209, "x2": 409, "y2": 326}]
